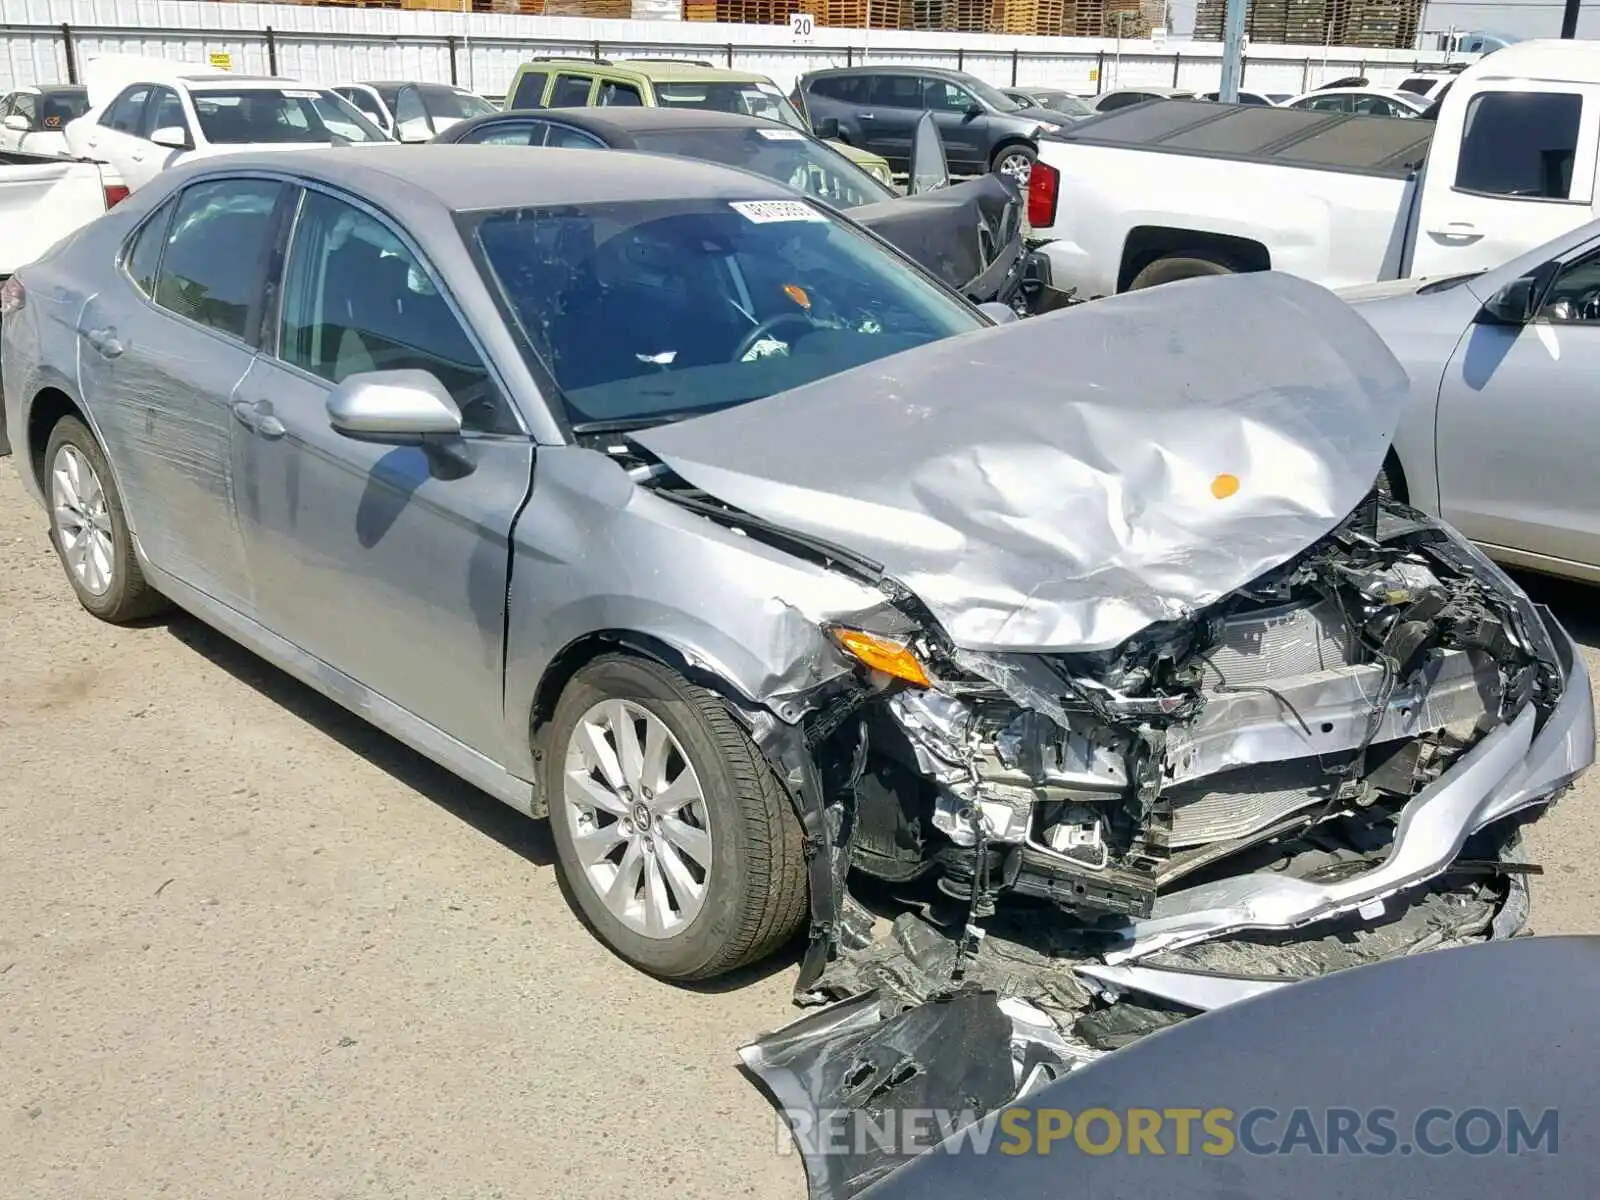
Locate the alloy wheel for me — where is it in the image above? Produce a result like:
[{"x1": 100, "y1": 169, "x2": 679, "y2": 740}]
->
[
  {"x1": 561, "y1": 699, "x2": 714, "y2": 939},
  {"x1": 997, "y1": 151, "x2": 1033, "y2": 186},
  {"x1": 51, "y1": 444, "x2": 115, "y2": 597}
]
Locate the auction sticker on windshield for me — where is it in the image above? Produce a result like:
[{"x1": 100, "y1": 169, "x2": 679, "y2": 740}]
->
[
  {"x1": 730, "y1": 199, "x2": 826, "y2": 223},
  {"x1": 756, "y1": 128, "x2": 806, "y2": 140}
]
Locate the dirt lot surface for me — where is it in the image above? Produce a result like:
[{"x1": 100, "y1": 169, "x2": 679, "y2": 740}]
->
[{"x1": 2, "y1": 459, "x2": 1596, "y2": 1200}]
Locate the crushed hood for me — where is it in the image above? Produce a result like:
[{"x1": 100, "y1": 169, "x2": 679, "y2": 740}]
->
[{"x1": 633, "y1": 271, "x2": 1410, "y2": 652}]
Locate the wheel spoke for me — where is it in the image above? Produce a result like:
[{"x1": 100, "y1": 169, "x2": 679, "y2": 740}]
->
[
  {"x1": 649, "y1": 770, "x2": 700, "y2": 815},
  {"x1": 658, "y1": 815, "x2": 712, "y2": 869},
  {"x1": 575, "y1": 718, "x2": 627, "y2": 791},
  {"x1": 565, "y1": 768, "x2": 630, "y2": 819},
  {"x1": 572, "y1": 821, "x2": 627, "y2": 866},
  {"x1": 80, "y1": 466, "x2": 104, "y2": 514},
  {"x1": 640, "y1": 716, "x2": 671, "y2": 795},
  {"x1": 605, "y1": 839, "x2": 645, "y2": 912},
  {"x1": 655, "y1": 837, "x2": 705, "y2": 910},
  {"x1": 642, "y1": 851, "x2": 674, "y2": 935},
  {"x1": 606, "y1": 700, "x2": 645, "y2": 790}
]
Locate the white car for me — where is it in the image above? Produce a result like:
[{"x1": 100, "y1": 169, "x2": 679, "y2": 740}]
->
[
  {"x1": 1281, "y1": 86, "x2": 1431, "y2": 118},
  {"x1": 0, "y1": 85, "x2": 91, "y2": 156},
  {"x1": 65, "y1": 66, "x2": 390, "y2": 192},
  {"x1": 332, "y1": 81, "x2": 496, "y2": 142}
]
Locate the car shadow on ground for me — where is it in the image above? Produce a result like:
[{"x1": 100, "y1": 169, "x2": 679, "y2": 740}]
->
[
  {"x1": 162, "y1": 612, "x2": 557, "y2": 869},
  {"x1": 160, "y1": 609, "x2": 809, "y2": 993}
]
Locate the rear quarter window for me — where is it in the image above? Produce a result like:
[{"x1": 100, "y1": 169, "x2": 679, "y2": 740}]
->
[{"x1": 511, "y1": 71, "x2": 549, "y2": 109}]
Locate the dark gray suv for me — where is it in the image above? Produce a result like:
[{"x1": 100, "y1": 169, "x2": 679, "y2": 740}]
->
[{"x1": 793, "y1": 66, "x2": 1064, "y2": 183}]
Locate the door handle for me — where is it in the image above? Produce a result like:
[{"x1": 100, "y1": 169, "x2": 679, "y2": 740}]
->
[
  {"x1": 84, "y1": 327, "x2": 123, "y2": 358},
  {"x1": 130, "y1": 151, "x2": 145, "y2": 162},
  {"x1": 1428, "y1": 220, "x2": 1481, "y2": 238},
  {"x1": 859, "y1": 112, "x2": 876, "y2": 119},
  {"x1": 232, "y1": 400, "x2": 286, "y2": 440}
]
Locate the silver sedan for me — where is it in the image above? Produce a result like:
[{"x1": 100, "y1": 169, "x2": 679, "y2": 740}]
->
[
  {"x1": 3, "y1": 148, "x2": 1589, "y2": 1015},
  {"x1": 1348, "y1": 217, "x2": 1600, "y2": 585}
]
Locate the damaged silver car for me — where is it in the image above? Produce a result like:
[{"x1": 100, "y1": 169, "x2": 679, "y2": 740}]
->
[{"x1": 3, "y1": 148, "x2": 1589, "y2": 1016}]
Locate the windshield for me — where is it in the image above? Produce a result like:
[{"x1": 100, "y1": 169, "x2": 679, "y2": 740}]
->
[
  {"x1": 471, "y1": 197, "x2": 981, "y2": 429},
  {"x1": 1034, "y1": 91, "x2": 1092, "y2": 116},
  {"x1": 422, "y1": 86, "x2": 497, "y2": 122},
  {"x1": 652, "y1": 81, "x2": 809, "y2": 131},
  {"x1": 629, "y1": 126, "x2": 892, "y2": 209},
  {"x1": 192, "y1": 88, "x2": 388, "y2": 144}
]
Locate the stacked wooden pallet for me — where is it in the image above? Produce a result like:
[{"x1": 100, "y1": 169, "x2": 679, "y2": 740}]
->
[
  {"x1": 1193, "y1": 0, "x2": 1418, "y2": 46},
  {"x1": 1069, "y1": 0, "x2": 1150, "y2": 37},
  {"x1": 814, "y1": 0, "x2": 912, "y2": 28},
  {"x1": 1336, "y1": 0, "x2": 1421, "y2": 47},
  {"x1": 997, "y1": 0, "x2": 1067, "y2": 35}
]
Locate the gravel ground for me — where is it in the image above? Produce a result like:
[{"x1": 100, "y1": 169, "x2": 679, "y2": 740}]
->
[{"x1": 2, "y1": 459, "x2": 1595, "y2": 1200}]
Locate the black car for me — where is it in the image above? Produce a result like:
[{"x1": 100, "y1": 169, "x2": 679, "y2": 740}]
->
[
  {"x1": 431, "y1": 106, "x2": 1063, "y2": 313},
  {"x1": 792, "y1": 66, "x2": 1064, "y2": 184}
]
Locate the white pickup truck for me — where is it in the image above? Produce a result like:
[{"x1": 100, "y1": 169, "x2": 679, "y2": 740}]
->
[
  {"x1": 1027, "y1": 39, "x2": 1600, "y2": 296},
  {"x1": 0, "y1": 149, "x2": 118, "y2": 453}
]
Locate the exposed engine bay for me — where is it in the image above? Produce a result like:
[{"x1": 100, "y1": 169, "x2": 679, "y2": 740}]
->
[{"x1": 848, "y1": 494, "x2": 1551, "y2": 926}]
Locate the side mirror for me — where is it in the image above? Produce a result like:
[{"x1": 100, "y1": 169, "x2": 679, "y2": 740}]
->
[
  {"x1": 907, "y1": 111, "x2": 950, "y2": 195},
  {"x1": 149, "y1": 126, "x2": 189, "y2": 150},
  {"x1": 326, "y1": 370, "x2": 464, "y2": 444},
  {"x1": 1477, "y1": 261, "x2": 1558, "y2": 326},
  {"x1": 965, "y1": 102, "x2": 985, "y2": 119},
  {"x1": 977, "y1": 301, "x2": 1020, "y2": 325},
  {"x1": 813, "y1": 116, "x2": 841, "y2": 140},
  {"x1": 2, "y1": 114, "x2": 31, "y2": 133}
]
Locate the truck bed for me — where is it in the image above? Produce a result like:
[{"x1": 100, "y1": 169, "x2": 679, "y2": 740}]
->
[
  {"x1": 1044, "y1": 99, "x2": 1434, "y2": 180},
  {"x1": 0, "y1": 152, "x2": 105, "y2": 278}
]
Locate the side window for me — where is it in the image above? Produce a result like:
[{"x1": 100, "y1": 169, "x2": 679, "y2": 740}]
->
[
  {"x1": 144, "y1": 87, "x2": 188, "y2": 140},
  {"x1": 545, "y1": 124, "x2": 605, "y2": 149},
  {"x1": 924, "y1": 80, "x2": 976, "y2": 113},
  {"x1": 153, "y1": 179, "x2": 283, "y2": 340},
  {"x1": 1538, "y1": 252, "x2": 1600, "y2": 323},
  {"x1": 123, "y1": 195, "x2": 178, "y2": 297},
  {"x1": 340, "y1": 87, "x2": 387, "y2": 127},
  {"x1": 394, "y1": 86, "x2": 432, "y2": 140},
  {"x1": 548, "y1": 74, "x2": 594, "y2": 108},
  {"x1": 869, "y1": 75, "x2": 922, "y2": 109},
  {"x1": 1455, "y1": 92, "x2": 1582, "y2": 200},
  {"x1": 13, "y1": 94, "x2": 38, "y2": 126},
  {"x1": 461, "y1": 119, "x2": 549, "y2": 146},
  {"x1": 1097, "y1": 92, "x2": 1141, "y2": 112},
  {"x1": 103, "y1": 86, "x2": 151, "y2": 133},
  {"x1": 598, "y1": 81, "x2": 643, "y2": 107},
  {"x1": 277, "y1": 191, "x2": 515, "y2": 434},
  {"x1": 1302, "y1": 95, "x2": 1349, "y2": 113},
  {"x1": 0, "y1": 95, "x2": 13, "y2": 120},
  {"x1": 510, "y1": 70, "x2": 549, "y2": 109},
  {"x1": 815, "y1": 76, "x2": 864, "y2": 103}
]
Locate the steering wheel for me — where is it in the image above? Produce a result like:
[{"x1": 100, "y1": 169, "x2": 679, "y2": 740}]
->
[{"x1": 732, "y1": 312, "x2": 816, "y2": 362}]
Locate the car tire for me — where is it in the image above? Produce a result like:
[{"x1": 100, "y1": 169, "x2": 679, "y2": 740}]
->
[
  {"x1": 991, "y1": 142, "x2": 1037, "y2": 186},
  {"x1": 1128, "y1": 253, "x2": 1237, "y2": 290},
  {"x1": 43, "y1": 416, "x2": 168, "y2": 623},
  {"x1": 545, "y1": 653, "x2": 809, "y2": 981}
]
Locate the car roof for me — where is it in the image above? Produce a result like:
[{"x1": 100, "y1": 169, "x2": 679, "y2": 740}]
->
[
  {"x1": 179, "y1": 143, "x2": 800, "y2": 211},
  {"x1": 356, "y1": 80, "x2": 467, "y2": 90},
  {"x1": 182, "y1": 75, "x2": 310, "y2": 90},
  {"x1": 518, "y1": 59, "x2": 773, "y2": 84},
  {"x1": 802, "y1": 64, "x2": 972, "y2": 80},
  {"x1": 463, "y1": 106, "x2": 785, "y2": 141},
  {"x1": 11, "y1": 84, "x2": 87, "y2": 96}
]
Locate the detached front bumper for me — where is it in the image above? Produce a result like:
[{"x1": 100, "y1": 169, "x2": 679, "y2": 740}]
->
[{"x1": 1103, "y1": 605, "x2": 1591, "y2": 967}]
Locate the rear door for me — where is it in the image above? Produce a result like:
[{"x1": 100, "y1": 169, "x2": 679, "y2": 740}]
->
[
  {"x1": 231, "y1": 185, "x2": 534, "y2": 761},
  {"x1": 78, "y1": 85, "x2": 152, "y2": 185},
  {"x1": 1410, "y1": 83, "x2": 1600, "y2": 278},
  {"x1": 1434, "y1": 237, "x2": 1600, "y2": 569},
  {"x1": 78, "y1": 176, "x2": 288, "y2": 612}
]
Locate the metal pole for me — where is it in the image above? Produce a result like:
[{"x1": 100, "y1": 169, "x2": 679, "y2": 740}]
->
[
  {"x1": 1218, "y1": 0, "x2": 1246, "y2": 102},
  {"x1": 61, "y1": 22, "x2": 78, "y2": 83},
  {"x1": 265, "y1": 26, "x2": 278, "y2": 76},
  {"x1": 1561, "y1": 0, "x2": 1581, "y2": 37}
]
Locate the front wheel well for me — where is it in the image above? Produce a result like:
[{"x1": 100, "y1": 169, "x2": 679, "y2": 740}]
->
[
  {"x1": 26, "y1": 387, "x2": 86, "y2": 493},
  {"x1": 1118, "y1": 226, "x2": 1271, "y2": 293}
]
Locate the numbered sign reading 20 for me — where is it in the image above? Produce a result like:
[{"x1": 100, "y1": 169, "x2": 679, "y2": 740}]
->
[{"x1": 789, "y1": 11, "x2": 816, "y2": 39}]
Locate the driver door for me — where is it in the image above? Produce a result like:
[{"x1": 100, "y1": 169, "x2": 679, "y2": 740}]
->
[
  {"x1": 921, "y1": 77, "x2": 986, "y2": 174},
  {"x1": 1435, "y1": 238, "x2": 1600, "y2": 569},
  {"x1": 231, "y1": 186, "x2": 535, "y2": 762}
]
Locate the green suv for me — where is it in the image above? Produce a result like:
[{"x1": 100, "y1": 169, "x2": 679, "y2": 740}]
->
[{"x1": 504, "y1": 58, "x2": 895, "y2": 185}]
